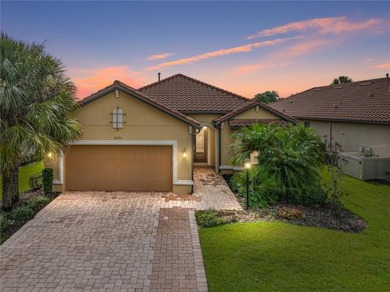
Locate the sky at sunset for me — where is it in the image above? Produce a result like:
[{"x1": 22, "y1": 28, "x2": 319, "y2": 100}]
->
[{"x1": 2, "y1": 0, "x2": 390, "y2": 99}]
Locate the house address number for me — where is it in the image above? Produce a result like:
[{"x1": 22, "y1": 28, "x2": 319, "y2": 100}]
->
[{"x1": 114, "y1": 136, "x2": 122, "y2": 140}]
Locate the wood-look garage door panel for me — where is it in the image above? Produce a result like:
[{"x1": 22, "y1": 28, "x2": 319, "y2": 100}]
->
[{"x1": 65, "y1": 145, "x2": 172, "y2": 191}]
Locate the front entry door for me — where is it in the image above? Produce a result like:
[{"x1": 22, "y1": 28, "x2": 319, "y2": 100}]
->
[{"x1": 194, "y1": 127, "x2": 208, "y2": 162}]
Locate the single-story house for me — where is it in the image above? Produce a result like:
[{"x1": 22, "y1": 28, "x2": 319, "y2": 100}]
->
[
  {"x1": 270, "y1": 76, "x2": 390, "y2": 180},
  {"x1": 46, "y1": 74, "x2": 295, "y2": 193}
]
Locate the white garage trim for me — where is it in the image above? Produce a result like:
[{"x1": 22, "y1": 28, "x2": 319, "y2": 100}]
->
[
  {"x1": 56, "y1": 140, "x2": 193, "y2": 186},
  {"x1": 53, "y1": 153, "x2": 64, "y2": 185}
]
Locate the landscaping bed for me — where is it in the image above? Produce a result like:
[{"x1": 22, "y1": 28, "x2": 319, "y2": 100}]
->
[
  {"x1": 197, "y1": 203, "x2": 366, "y2": 233},
  {"x1": 217, "y1": 173, "x2": 367, "y2": 233},
  {"x1": 0, "y1": 190, "x2": 60, "y2": 244}
]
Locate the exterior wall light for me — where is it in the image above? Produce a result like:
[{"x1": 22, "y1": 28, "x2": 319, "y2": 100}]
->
[
  {"x1": 47, "y1": 152, "x2": 53, "y2": 159},
  {"x1": 183, "y1": 148, "x2": 187, "y2": 158}
]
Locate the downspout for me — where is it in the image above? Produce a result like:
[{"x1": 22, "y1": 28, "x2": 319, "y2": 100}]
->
[
  {"x1": 218, "y1": 127, "x2": 221, "y2": 173},
  {"x1": 329, "y1": 122, "x2": 333, "y2": 150},
  {"x1": 190, "y1": 127, "x2": 194, "y2": 194},
  {"x1": 191, "y1": 126, "x2": 202, "y2": 193},
  {"x1": 212, "y1": 121, "x2": 222, "y2": 173}
]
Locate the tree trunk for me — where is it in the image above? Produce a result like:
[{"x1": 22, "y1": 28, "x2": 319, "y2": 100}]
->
[{"x1": 2, "y1": 167, "x2": 19, "y2": 210}]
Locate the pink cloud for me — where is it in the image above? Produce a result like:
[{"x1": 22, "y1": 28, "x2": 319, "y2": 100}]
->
[
  {"x1": 282, "y1": 38, "x2": 330, "y2": 57},
  {"x1": 320, "y1": 18, "x2": 382, "y2": 34},
  {"x1": 233, "y1": 37, "x2": 331, "y2": 75},
  {"x1": 146, "y1": 53, "x2": 173, "y2": 61},
  {"x1": 374, "y1": 63, "x2": 390, "y2": 69},
  {"x1": 235, "y1": 62, "x2": 292, "y2": 74},
  {"x1": 146, "y1": 37, "x2": 296, "y2": 71},
  {"x1": 70, "y1": 66, "x2": 147, "y2": 99},
  {"x1": 247, "y1": 16, "x2": 383, "y2": 39}
]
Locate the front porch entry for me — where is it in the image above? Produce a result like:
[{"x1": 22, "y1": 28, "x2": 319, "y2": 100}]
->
[{"x1": 194, "y1": 127, "x2": 208, "y2": 163}]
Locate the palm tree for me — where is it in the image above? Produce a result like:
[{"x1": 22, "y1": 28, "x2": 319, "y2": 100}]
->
[
  {"x1": 0, "y1": 33, "x2": 82, "y2": 210},
  {"x1": 231, "y1": 123, "x2": 325, "y2": 204},
  {"x1": 332, "y1": 76, "x2": 352, "y2": 85}
]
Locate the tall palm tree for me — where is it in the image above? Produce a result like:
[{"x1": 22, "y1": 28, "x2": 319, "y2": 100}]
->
[{"x1": 0, "y1": 33, "x2": 82, "y2": 209}]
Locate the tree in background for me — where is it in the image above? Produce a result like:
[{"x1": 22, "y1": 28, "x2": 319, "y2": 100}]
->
[
  {"x1": 332, "y1": 76, "x2": 352, "y2": 85},
  {"x1": 0, "y1": 33, "x2": 82, "y2": 210},
  {"x1": 254, "y1": 90, "x2": 279, "y2": 104}
]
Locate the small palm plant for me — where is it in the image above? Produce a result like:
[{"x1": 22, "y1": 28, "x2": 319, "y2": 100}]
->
[
  {"x1": 231, "y1": 123, "x2": 326, "y2": 205},
  {"x1": 0, "y1": 33, "x2": 82, "y2": 209}
]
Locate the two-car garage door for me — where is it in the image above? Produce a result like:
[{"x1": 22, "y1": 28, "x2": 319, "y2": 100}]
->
[{"x1": 65, "y1": 145, "x2": 173, "y2": 191}]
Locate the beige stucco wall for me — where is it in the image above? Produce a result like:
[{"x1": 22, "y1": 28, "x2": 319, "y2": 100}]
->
[
  {"x1": 220, "y1": 107, "x2": 282, "y2": 168},
  {"x1": 50, "y1": 90, "x2": 193, "y2": 193},
  {"x1": 234, "y1": 107, "x2": 281, "y2": 120},
  {"x1": 305, "y1": 120, "x2": 390, "y2": 157},
  {"x1": 187, "y1": 114, "x2": 222, "y2": 125}
]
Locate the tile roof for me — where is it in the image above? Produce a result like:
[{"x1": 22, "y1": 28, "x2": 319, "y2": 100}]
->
[
  {"x1": 138, "y1": 74, "x2": 249, "y2": 113},
  {"x1": 270, "y1": 77, "x2": 390, "y2": 124},
  {"x1": 228, "y1": 119, "x2": 289, "y2": 129},
  {"x1": 79, "y1": 81, "x2": 201, "y2": 128},
  {"x1": 214, "y1": 100, "x2": 297, "y2": 126}
]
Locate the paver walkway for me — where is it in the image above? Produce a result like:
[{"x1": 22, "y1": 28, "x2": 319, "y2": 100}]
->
[
  {"x1": 0, "y1": 167, "x2": 240, "y2": 291},
  {"x1": 193, "y1": 167, "x2": 242, "y2": 210}
]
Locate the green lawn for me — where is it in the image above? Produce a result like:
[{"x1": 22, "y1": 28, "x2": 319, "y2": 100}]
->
[
  {"x1": 199, "y1": 175, "x2": 390, "y2": 291},
  {"x1": 0, "y1": 161, "x2": 44, "y2": 202}
]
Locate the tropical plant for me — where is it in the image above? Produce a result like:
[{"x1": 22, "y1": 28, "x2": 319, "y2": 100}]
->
[
  {"x1": 254, "y1": 90, "x2": 279, "y2": 104},
  {"x1": 324, "y1": 142, "x2": 347, "y2": 206},
  {"x1": 231, "y1": 123, "x2": 326, "y2": 205},
  {"x1": 332, "y1": 76, "x2": 352, "y2": 85},
  {"x1": 230, "y1": 165, "x2": 278, "y2": 208},
  {"x1": 0, "y1": 33, "x2": 82, "y2": 209}
]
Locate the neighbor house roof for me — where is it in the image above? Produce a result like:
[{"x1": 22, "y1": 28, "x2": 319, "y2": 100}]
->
[
  {"x1": 79, "y1": 80, "x2": 201, "y2": 128},
  {"x1": 138, "y1": 74, "x2": 249, "y2": 113},
  {"x1": 270, "y1": 77, "x2": 390, "y2": 125},
  {"x1": 213, "y1": 100, "x2": 297, "y2": 126}
]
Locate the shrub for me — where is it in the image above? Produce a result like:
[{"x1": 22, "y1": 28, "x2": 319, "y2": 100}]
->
[
  {"x1": 231, "y1": 124, "x2": 327, "y2": 206},
  {"x1": 27, "y1": 196, "x2": 50, "y2": 212},
  {"x1": 42, "y1": 168, "x2": 53, "y2": 195},
  {"x1": 230, "y1": 166, "x2": 277, "y2": 208},
  {"x1": 196, "y1": 209, "x2": 228, "y2": 228},
  {"x1": 8, "y1": 206, "x2": 35, "y2": 221},
  {"x1": 29, "y1": 174, "x2": 43, "y2": 190},
  {"x1": 0, "y1": 195, "x2": 54, "y2": 244},
  {"x1": 0, "y1": 214, "x2": 11, "y2": 242}
]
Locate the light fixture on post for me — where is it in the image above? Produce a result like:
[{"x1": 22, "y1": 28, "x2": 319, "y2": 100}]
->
[
  {"x1": 183, "y1": 148, "x2": 187, "y2": 158},
  {"x1": 244, "y1": 158, "x2": 251, "y2": 210}
]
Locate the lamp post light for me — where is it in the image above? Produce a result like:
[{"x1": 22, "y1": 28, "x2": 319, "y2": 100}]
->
[{"x1": 244, "y1": 158, "x2": 251, "y2": 210}]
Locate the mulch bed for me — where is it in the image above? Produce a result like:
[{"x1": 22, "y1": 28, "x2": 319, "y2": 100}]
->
[{"x1": 217, "y1": 203, "x2": 367, "y2": 233}]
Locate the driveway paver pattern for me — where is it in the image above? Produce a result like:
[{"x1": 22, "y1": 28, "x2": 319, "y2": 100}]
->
[{"x1": 0, "y1": 168, "x2": 239, "y2": 291}]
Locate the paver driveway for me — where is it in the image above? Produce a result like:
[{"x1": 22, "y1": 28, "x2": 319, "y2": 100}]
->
[
  {"x1": 0, "y1": 192, "x2": 208, "y2": 291},
  {"x1": 0, "y1": 167, "x2": 241, "y2": 291}
]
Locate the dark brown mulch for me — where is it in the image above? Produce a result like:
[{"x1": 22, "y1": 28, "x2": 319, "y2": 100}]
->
[{"x1": 217, "y1": 203, "x2": 367, "y2": 233}]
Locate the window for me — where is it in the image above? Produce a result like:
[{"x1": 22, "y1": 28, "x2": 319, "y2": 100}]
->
[
  {"x1": 304, "y1": 121, "x2": 310, "y2": 128},
  {"x1": 111, "y1": 107, "x2": 125, "y2": 130}
]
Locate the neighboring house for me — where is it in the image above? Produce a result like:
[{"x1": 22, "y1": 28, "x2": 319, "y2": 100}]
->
[
  {"x1": 270, "y1": 76, "x2": 390, "y2": 180},
  {"x1": 46, "y1": 74, "x2": 295, "y2": 194}
]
